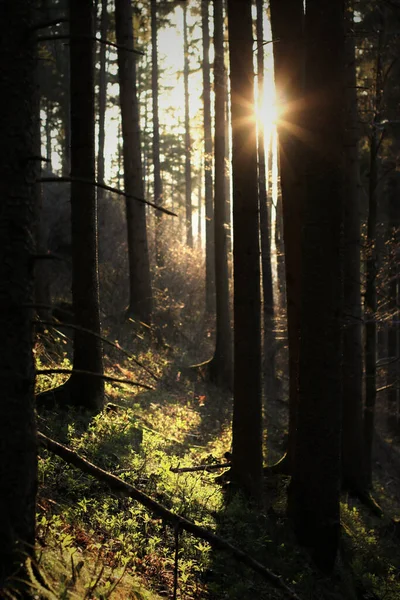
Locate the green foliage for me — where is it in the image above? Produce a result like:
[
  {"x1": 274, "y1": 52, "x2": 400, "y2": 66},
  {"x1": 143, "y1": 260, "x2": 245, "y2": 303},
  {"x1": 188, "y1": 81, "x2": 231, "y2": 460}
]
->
[{"x1": 34, "y1": 322, "x2": 400, "y2": 599}]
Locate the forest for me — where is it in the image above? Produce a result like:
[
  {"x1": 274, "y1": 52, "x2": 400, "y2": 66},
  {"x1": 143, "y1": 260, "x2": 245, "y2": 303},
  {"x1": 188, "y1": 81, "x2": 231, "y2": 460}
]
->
[{"x1": 0, "y1": 0, "x2": 399, "y2": 598}]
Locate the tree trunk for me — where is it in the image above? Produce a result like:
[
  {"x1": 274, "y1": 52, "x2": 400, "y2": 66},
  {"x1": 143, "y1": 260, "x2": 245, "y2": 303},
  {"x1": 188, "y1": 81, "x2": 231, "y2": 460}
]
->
[
  {"x1": 67, "y1": 0, "x2": 105, "y2": 411},
  {"x1": 151, "y1": 0, "x2": 164, "y2": 268},
  {"x1": 341, "y1": 5, "x2": 367, "y2": 495},
  {"x1": 0, "y1": 0, "x2": 38, "y2": 590},
  {"x1": 202, "y1": 0, "x2": 215, "y2": 313},
  {"x1": 387, "y1": 170, "x2": 400, "y2": 429},
  {"x1": 208, "y1": 0, "x2": 233, "y2": 389},
  {"x1": 183, "y1": 2, "x2": 193, "y2": 248},
  {"x1": 364, "y1": 28, "x2": 383, "y2": 488},
  {"x1": 256, "y1": 0, "x2": 276, "y2": 402},
  {"x1": 115, "y1": 0, "x2": 153, "y2": 323},
  {"x1": 97, "y1": 0, "x2": 108, "y2": 201},
  {"x1": 227, "y1": 0, "x2": 263, "y2": 503},
  {"x1": 269, "y1": 0, "x2": 305, "y2": 471},
  {"x1": 287, "y1": 0, "x2": 345, "y2": 573}
]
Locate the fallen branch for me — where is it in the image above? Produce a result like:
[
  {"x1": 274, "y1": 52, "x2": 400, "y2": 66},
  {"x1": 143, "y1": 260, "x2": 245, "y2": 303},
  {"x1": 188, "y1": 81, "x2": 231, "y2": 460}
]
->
[
  {"x1": 39, "y1": 176, "x2": 176, "y2": 216},
  {"x1": 170, "y1": 462, "x2": 231, "y2": 474},
  {"x1": 35, "y1": 369, "x2": 155, "y2": 391},
  {"x1": 37, "y1": 432, "x2": 301, "y2": 600}
]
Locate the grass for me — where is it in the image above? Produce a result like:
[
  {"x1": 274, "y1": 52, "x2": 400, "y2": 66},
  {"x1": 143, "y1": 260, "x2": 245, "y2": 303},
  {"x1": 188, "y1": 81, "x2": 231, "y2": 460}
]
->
[{"x1": 30, "y1": 320, "x2": 400, "y2": 600}]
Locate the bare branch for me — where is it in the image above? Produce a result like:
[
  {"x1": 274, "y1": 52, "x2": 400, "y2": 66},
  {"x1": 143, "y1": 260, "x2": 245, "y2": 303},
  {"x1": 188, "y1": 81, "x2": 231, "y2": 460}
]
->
[
  {"x1": 32, "y1": 316, "x2": 159, "y2": 382},
  {"x1": 36, "y1": 368, "x2": 155, "y2": 391},
  {"x1": 36, "y1": 34, "x2": 144, "y2": 55},
  {"x1": 30, "y1": 18, "x2": 68, "y2": 32},
  {"x1": 39, "y1": 176, "x2": 177, "y2": 217},
  {"x1": 37, "y1": 432, "x2": 302, "y2": 600}
]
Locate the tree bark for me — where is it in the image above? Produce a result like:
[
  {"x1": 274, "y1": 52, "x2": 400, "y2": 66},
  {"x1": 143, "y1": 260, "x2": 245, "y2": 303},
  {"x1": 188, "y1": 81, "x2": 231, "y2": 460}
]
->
[
  {"x1": 208, "y1": 0, "x2": 233, "y2": 389},
  {"x1": 287, "y1": 0, "x2": 345, "y2": 573},
  {"x1": 364, "y1": 27, "x2": 383, "y2": 488},
  {"x1": 115, "y1": 0, "x2": 153, "y2": 323},
  {"x1": 269, "y1": 0, "x2": 305, "y2": 471},
  {"x1": 97, "y1": 0, "x2": 108, "y2": 201},
  {"x1": 341, "y1": 5, "x2": 367, "y2": 495},
  {"x1": 68, "y1": 0, "x2": 104, "y2": 411},
  {"x1": 183, "y1": 2, "x2": 193, "y2": 248},
  {"x1": 151, "y1": 0, "x2": 164, "y2": 268},
  {"x1": 201, "y1": 0, "x2": 215, "y2": 313},
  {"x1": 386, "y1": 170, "x2": 400, "y2": 429},
  {"x1": 257, "y1": 0, "x2": 276, "y2": 402},
  {"x1": 0, "y1": 0, "x2": 38, "y2": 590},
  {"x1": 227, "y1": 0, "x2": 263, "y2": 503}
]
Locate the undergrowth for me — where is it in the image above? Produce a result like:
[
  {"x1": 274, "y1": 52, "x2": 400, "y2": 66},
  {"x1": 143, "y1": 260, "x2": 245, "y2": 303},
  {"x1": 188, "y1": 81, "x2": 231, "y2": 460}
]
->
[{"x1": 31, "y1": 303, "x2": 400, "y2": 599}]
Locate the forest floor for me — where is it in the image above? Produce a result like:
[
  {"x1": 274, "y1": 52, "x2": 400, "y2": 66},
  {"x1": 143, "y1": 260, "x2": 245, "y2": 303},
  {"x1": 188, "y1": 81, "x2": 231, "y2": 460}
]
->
[{"x1": 31, "y1": 314, "x2": 400, "y2": 600}]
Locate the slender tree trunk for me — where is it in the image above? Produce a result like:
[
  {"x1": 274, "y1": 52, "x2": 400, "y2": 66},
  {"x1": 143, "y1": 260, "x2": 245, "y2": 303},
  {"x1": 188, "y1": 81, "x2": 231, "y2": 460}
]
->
[
  {"x1": 387, "y1": 170, "x2": 400, "y2": 429},
  {"x1": 97, "y1": 0, "x2": 108, "y2": 201},
  {"x1": 202, "y1": 0, "x2": 215, "y2": 312},
  {"x1": 46, "y1": 99, "x2": 52, "y2": 168},
  {"x1": 228, "y1": 0, "x2": 263, "y2": 503},
  {"x1": 61, "y1": 49, "x2": 71, "y2": 177},
  {"x1": 34, "y1": 79, "x2": 52, "y2": 320},
  {"x1": 208, "y1": 0, "x2": 233, "y2": 389},
  {"x1": 224, "y1": 47, "x2": 232, "y2": 261},
  {"x1": 0, "y1": 0, "x2": 38, "y2": 590},
  {"x1": 341, "y1": 5, "x2": 367, "y2": 495},
  {"x1": 256, "y1": 0, "x2": 276, "y2": 401},
  {"x1": 151, "y1": 0, "x2": 164, "y2": 267},
  {"x1": 269, "y1": 0, "x2": 305, "y2": 471},
  {"x1": 183, "y1": 2, "x2": 193, "y2": 248},
  {"x1": 287, "y1": 0, "x2": 345, "y2": 573},
  {"x1": 115, "y1": 0, "x2": 153, "y2": 323},
  {"x1": 68, "y1": 0, "x2": 104, "y2": 411},
  {"x1": 364, "y1": 28, "x2": 383, "y2": 487}
]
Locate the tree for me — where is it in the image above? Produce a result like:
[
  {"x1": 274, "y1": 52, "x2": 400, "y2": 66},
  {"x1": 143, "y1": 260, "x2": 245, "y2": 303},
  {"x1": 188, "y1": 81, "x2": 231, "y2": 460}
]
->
[
  {"x1": 256, "y1": 0, "x2": 276, "y2": 401},
  {"x1": 151, "y1": 0, "x2": 164, "y2": 267},
  {"x1": 364, "y1": 21, "x2": 383, "y2": 487},
  {"x1": 341, "y1": 4, "x2": 368, "y2": 495},
  {"x1": 67, "y1": 0, "x2": 105, "y2": 411},
  {"x1": 287, "y1": 0, "x2": 345, "y2": 572},
  {"x1": 201, "y1": 0, "x2": 215, "y2": 313},
  {"x1": 115, "y1": 0, "x2": 153, "y2": 323},
  {"x1": 97, "y1": 0, "x2": 109, "y2": 201},
  {"x1": 0, "y1": 0, "x2": 38, "y2": 590},
  {"x1": 208, "y1": 0, "x2": 233, "y2": 389},
  {"x1": 269, "y1": 0, "x2": 305, "y2": 471},
  {"x1": 183, "y1": 1, "x2": 193, "y2": 248},
  {"x1": 227, "y1": 0, "x2": 263, "y2": 502}
]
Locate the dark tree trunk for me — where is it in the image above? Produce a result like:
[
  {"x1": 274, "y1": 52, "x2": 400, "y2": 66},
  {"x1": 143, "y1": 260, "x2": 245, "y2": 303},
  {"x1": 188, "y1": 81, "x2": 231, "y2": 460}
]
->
[
  {"x1": 202, "y1": 0, "x2": 215, "y2": 313},
  {"x1": 341, "y1": 6, "x2": 367, "y2": 495},
  {"x1": 97, "y1": 0, "x2": 108, "y2": 200},
  {"x1": 46, "y1": 99, "x2": 52, "y2": 167},
  {"x1": 115, "y1": 0, "x2": 153, "y2": 323},
  {"x1": 364, "y1": 29, "x2": 383, "y2": 487},
  {"x1": 34, "y1": 79, "x2": 51, "y2": 320},
  {"x1": 227, "y1": 0, "x2": 263, "y2": 502},
  {"x1": 287, "y1": 0, "x2": 345, "y2": 573},
  {"x1": 151, "y1": 0, "x2": 164, "y2": 267},
  {"x1": 208, "y1": 0, "x2": 233, "y2": 389},
  {"x1": 183, "y1": 2, "x2": 193, "y2": 248},
  {"x1": 0, "y1": 0, "x2": 38, "y2": 590},
  {"x1": 68, "y1": 0, "x2": 104, "y2": 411},
  {"x1": 387, "y1": 171, "x2": 400, "y2": 429},
  {"x1": 269, "y1": 0, "x2": 305, "y2": 471},
  {"x1": 224, "y1": 70, "x2": 232, "y2": 260},
  {"x1": 256, "y1": 0, "x2": 276, "y2": 401}
]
